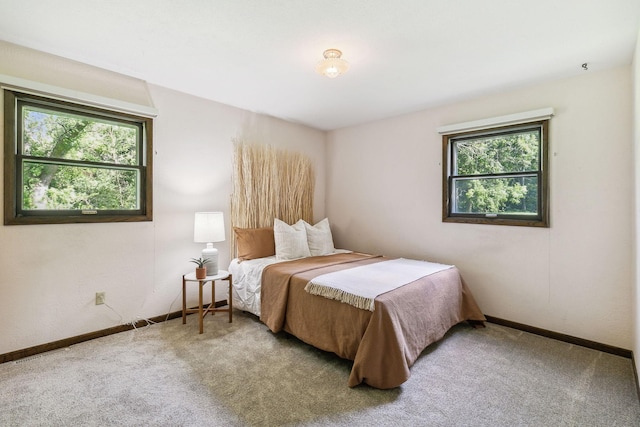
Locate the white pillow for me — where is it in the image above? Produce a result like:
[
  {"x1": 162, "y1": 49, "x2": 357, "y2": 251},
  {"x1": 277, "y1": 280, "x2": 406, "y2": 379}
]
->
[
  {"x1": 304, "y1": 218, "x2": 335, "y2": 256},
  {"x1": 274, "y1": 218, "x2": 311, "y2": 260}
]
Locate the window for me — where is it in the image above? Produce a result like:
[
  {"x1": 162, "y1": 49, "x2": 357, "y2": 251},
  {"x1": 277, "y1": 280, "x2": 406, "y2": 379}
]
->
[
  {"x1": 4, "y1": 90, "x2": 153, "y2": 225},
  {"x1": 442, "y1": 120, "x2": 549, "y2": 227}
]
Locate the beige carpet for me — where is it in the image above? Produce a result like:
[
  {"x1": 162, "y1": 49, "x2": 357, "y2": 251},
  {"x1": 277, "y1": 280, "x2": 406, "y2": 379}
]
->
[{"x1": 1, "y1": 311, "x2": 639, "y2": 426}]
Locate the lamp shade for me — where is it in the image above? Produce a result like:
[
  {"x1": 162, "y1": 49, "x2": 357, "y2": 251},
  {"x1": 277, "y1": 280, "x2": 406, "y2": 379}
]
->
[
  {"x1": 194, "y1": 212, "x2": 225, "y2": 243},
  {"x1": 194, "y1": 212, "x2": 225, "y2": 276}
]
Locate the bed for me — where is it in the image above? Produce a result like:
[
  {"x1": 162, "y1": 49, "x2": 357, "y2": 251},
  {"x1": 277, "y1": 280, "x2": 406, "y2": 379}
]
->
[
  {"x1": 229, "y1": 144, "x2": 484, "y2": 389},
  {"x1": 229, "y1": 222, "x2": 485, "y2": 389}
]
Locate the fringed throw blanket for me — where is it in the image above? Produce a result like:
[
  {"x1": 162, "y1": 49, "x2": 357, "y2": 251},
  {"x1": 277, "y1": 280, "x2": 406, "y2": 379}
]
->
[{"x1": 304, "y1": 258, "x2": 453, "y2": 311}]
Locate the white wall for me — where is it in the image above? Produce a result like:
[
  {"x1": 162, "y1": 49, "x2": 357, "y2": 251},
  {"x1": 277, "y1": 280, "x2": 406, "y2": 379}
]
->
[
  {"x1": 327, "y1": 66, "x2": 633, "y2": 349},
  {"x1": 0, "y1": 44, "x2": 325, "y2": 355},
  {"x1": 633, "y1": 27, "x2": 640, "y2": 373}
]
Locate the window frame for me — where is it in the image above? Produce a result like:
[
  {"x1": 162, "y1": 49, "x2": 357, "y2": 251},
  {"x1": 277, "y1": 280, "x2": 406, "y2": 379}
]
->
[
  {"x1": 3, "y1": 90, "x2": 153, "y2": 225},
  {"x1": 442, "y1": 120, "x2": 549, "y2": 227}
]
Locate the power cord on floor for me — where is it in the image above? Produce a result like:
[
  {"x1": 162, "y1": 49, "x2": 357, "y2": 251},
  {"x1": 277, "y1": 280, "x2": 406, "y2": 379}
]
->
[
  {"x1": 128, "y1": 317, "x2": 157, "y2": 330},
  {"x1": 99, "y1": 288, "x2": 182, "y2": 330},
  {"x1": 102, "y1": 301, "x2": 157, "y2": 331}
]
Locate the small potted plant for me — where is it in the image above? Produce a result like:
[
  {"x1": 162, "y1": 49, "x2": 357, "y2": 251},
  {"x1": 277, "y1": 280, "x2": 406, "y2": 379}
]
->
[{"x1": 190, "y1": 257, "x2": 211, "y2": 279}]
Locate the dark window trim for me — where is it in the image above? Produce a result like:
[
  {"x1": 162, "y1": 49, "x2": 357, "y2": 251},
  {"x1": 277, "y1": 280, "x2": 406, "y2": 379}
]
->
[
  {"x1": 3, "y1": 90, "x2": 153, "y2": 225},
  {"x1": 442, "y1": 120, "x2": 549, "y2": 228}
]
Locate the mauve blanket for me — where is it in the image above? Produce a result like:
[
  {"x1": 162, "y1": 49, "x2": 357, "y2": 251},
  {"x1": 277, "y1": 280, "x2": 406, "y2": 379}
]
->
[{"x1": 260, "y1": 252, "x2": 486, "y2": 389}]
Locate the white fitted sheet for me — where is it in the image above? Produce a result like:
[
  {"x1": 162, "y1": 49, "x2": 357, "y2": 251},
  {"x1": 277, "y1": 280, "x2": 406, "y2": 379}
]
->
[
  {"x1": 228, "y1": 250, "x2": 352, "y2": 316},
  {"x1": 228, "y1": 256, "x2": 280, "y2": 316}
]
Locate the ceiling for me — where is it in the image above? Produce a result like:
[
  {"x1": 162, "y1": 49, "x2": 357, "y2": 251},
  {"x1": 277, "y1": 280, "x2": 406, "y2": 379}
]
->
[{"x1": 0, "y1": 0, "x2": 638, "y2": 131}]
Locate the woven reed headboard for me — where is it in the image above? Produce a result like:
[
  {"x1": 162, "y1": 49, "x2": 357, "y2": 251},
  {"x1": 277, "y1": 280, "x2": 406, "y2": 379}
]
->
[{"x1": 230, "y1": 142, "x2": 315, "y2": 256}]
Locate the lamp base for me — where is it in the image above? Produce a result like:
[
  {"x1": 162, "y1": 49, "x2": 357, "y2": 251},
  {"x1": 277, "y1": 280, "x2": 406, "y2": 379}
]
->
[{"x1": 202, "y1": 244, "x2": 219, "y2": 276}]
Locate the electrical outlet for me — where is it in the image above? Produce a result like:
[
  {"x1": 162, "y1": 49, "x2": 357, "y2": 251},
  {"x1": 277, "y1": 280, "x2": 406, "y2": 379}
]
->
[{"x1": 95, "y1": 292, "x2": 105, "y2": 305}]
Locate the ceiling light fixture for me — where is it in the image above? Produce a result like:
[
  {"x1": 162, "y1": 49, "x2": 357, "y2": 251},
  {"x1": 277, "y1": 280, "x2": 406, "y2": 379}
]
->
[{"x1": 316, "y1": 49, "x2": 349, "y2": 78}]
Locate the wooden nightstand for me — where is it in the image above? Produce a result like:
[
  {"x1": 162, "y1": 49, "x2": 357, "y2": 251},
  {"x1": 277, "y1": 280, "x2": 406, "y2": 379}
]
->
[{"x1": 182, "y1": 270, "x2": 232, "y2": 334}]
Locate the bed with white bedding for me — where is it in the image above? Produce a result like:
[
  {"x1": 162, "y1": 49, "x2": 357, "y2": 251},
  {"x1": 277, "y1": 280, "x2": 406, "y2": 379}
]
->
[
  {"x1": 229, "y1": 249, "x2": 352, "y2": 316},
  {"x1": 229, "y1": 256, "x2": 279, "y2": 317},
  {"x1": 228, "y1": 220, "x2": 485, "y2": 389}
]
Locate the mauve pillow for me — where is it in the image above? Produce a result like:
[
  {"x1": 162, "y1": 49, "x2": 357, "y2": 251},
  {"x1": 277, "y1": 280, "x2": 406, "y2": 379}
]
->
[{"x1": 233, "y1": 227, "x2": 276, "y2": 261}]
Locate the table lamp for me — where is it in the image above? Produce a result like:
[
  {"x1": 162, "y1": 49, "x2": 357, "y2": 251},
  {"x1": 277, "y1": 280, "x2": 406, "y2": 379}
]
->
[{"x1": 194, "y1": 212, "x2": 225, "y2": 275}]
